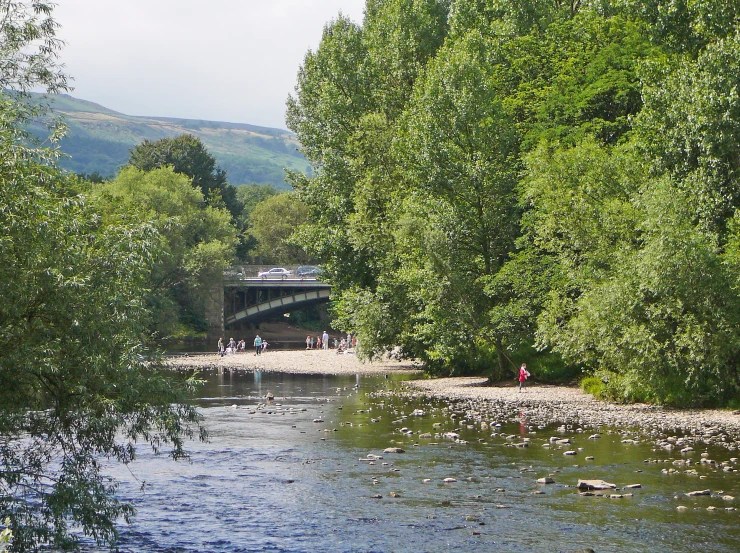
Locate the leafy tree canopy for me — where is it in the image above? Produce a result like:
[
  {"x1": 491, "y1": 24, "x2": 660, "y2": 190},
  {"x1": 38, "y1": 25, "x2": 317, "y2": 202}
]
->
[
  {"x1": 0, "y1": 5, "x2": 207, "y2": 549},
  {"x1": 248, "y1": 192, "x2": 311, "y2": 264},
  {"x1": 288, "y1": 0, "x2": 740, "y2": 404},
  {"x1": 128, "y1": 134, "x2": 240, "y2": 218},
  {"x1": 93, "y1": 167, "x2": 238, "y2": 338}
]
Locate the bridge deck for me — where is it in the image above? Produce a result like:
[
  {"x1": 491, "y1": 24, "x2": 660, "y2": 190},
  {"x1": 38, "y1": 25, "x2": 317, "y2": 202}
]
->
[{"x1": 224, "y1": 277, "x2": 330, "y2": 289}]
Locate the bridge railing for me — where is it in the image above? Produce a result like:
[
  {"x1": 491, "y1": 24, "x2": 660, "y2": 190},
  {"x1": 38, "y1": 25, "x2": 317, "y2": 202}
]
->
[{"x1": 224, "y1": 265, "x2": 322, "y2": 279}]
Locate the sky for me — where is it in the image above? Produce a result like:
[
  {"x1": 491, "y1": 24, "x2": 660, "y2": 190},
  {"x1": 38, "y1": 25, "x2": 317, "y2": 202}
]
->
[{"x1": 53, "y1": 1, "x2": 367, "y2": 130}]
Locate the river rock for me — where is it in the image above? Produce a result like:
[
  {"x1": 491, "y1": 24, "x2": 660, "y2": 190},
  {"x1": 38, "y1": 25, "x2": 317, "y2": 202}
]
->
[
  {"x1": 564, "y1": 450, "x2": 578, "y2": 456},
  {"x1": 537, "y1": 477, "x2": 555, "y2": 484},
  {"x1": 686, "y1": 489, "x2": 711, "y2": 497},
  {"x1": 383, "y1": 447, "x2": 405, "y2": 454},
  {"x1": 578, "y1": 479, "x2": 616, "y2": 490},
  {"x1": 443, "y1": 477, "x2": 457, "y2": 483}
]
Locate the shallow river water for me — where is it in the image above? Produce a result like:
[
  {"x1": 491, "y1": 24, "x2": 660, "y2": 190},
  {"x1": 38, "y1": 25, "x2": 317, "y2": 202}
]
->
[{"x1": 101, "y1": 371, "x2": 740, "y2": 553}]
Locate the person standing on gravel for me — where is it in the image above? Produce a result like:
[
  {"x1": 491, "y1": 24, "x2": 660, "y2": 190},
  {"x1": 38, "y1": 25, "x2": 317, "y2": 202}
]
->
[
  {"x1": 519, "y1": 363, "x2": 530, "y2": 392},
  {"x1": 322, "y1": 330, "x2": 329, "y2": 350},
  {"x1": 254, "y1": 334, "x2": 262, "y2": 355}
]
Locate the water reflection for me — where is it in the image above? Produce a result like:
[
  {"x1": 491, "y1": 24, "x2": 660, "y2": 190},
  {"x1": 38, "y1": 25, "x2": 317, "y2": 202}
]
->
[{"x1": 95, "y1": 371, "x2": 740, "y2": 553}]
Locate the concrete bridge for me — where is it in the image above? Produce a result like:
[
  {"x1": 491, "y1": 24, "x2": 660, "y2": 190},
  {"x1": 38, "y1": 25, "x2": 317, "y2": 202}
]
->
[{"x1": 206, "y1": 266, "x2": 331, "y2": 335}]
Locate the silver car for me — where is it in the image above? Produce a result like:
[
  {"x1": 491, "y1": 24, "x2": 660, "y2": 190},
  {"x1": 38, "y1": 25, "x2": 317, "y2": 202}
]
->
[{"x1": 258, "y1": 267, "x2": 293, "y2": 279}]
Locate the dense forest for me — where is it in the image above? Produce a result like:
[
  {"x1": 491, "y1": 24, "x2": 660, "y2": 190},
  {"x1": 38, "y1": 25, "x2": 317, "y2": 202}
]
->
[{"x1": 288, "y1": 0, "x2": 740, "y2": 407}]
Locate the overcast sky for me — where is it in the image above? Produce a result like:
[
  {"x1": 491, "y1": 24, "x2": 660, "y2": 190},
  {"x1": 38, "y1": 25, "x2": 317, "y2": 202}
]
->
[{"x1": 53, "y1": 1, "x2": 366, "y2": 130}]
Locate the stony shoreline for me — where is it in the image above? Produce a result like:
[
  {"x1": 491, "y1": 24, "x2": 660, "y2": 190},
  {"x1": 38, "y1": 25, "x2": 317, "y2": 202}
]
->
[
  {"x1": 404, "y1": 377, "x2": 740, "y2": 451},
  {"x1": 165, "y1": 349, "x2": 421, "y2": 375},
  {"x1": 166, "y1": 350, "x2": 740, "y2": 448}
]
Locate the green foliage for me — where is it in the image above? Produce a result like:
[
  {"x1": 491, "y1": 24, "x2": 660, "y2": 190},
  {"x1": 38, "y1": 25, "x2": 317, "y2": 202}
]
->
[
  {"x1": 580, "y1": 376, "x2": 606, "y2": 398},
  {"x1": 93, "y1": 167, "x2": 237, "y2": 338},
  {"x1": 0, "y1": 6, "x2": 210, "y2": 546},
  {"x1": 128, "y1": 134, "x2": 241, "y2": 217},
  {"x1": 0, "y1": 518, "x2": 11, "y2": 550},
  {"x1": 0, "y1": 132, "x2": 205, "y2": 551},
  {"x1": 289, "y1": 0, "x2": 740, "y2": 405},
  {"x1": 248, "y1": 192, "x2": 310, "y2": 264},
  {"x1": 233, "y1": 183, "x2": 279, "y2": 258}
]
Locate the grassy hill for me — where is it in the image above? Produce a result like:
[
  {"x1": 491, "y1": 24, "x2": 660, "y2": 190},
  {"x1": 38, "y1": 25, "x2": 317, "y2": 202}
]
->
[{"x1": 30, "y1": 94, "x2": 308, "y2": 190}]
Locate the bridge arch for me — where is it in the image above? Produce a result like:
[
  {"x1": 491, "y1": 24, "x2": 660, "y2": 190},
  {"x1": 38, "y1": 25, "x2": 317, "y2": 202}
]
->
[
  {"x1": 225, "y1": 287, "x2": 330, "y2": 325},
  {"x1": 222, "y1": 275, "x2": 332, "y2": 327}
]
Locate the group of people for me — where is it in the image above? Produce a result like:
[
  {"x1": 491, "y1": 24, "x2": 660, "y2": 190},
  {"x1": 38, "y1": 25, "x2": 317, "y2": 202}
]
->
[
  {"x1": 217, "y1": 336, "x2": 269, "y2": 357},
  {"x1": 305, "y1": 331, "x2": 330, "y2": 350},
  {"x1": 305, "y1": 332, "x2": 357, "y2": 351}
]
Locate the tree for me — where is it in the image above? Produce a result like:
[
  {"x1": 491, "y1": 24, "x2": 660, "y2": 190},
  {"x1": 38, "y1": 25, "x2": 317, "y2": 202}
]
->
[
  {"x1": 288, "y1": 0, "x2": 740, "y2": 403},
  {"x1": 0, "y1": 0, "x2": 68, "y2": 149},
  {"x1": 234, "y1": 184, "x2": 278, "y2": 259},
  {"x1": 93, "y1": 167, "x2": 237, "y2": 337},
  {"x1": 0, "y1": 133, "x2": 206, "y2": 552},
  {"x1": 128, "y1": 134, "x2": 240, "y2": 217},
  {"x1": 0, "y1": 6, "x2": 207, "y2": 547},
  {"x1": 394, "y1": 30, "x2": 520, "y2": 373},
  {"x1": 248, "y1": 192, "x2": 310, "y2": 264},
  {"x1": 363, "y1": 0, "x2": 450, "y2": 119}
]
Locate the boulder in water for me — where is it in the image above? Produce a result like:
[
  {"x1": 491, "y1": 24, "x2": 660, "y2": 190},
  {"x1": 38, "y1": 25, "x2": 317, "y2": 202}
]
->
[{"x1": 578, "y1": 479, "x2": 616, "y2": 490}]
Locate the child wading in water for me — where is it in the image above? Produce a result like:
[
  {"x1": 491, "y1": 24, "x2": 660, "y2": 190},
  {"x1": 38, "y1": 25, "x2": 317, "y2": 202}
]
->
[{"x1": 519, "y1": 363, "x2": 530, "y2": 392}]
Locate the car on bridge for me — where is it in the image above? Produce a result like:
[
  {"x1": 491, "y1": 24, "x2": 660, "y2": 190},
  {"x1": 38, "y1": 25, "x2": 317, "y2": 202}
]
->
[
  {"x1": 257, "y1": 267, "x2": 293, "y2": 279},
  {"x1": 296, "y1": 265, "x2": 322, "y2": 278}
]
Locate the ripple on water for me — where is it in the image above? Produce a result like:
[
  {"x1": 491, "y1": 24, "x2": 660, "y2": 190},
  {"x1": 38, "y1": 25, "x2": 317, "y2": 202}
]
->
[{"x1": 92, "y1": 372, "x2": 740, "y2": 553}]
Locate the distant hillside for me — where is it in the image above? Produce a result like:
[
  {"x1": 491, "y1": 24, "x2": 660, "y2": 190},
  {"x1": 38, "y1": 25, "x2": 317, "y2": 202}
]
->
[{"x1": 29, "y1": 94, "x2": 308, "y2": 190}]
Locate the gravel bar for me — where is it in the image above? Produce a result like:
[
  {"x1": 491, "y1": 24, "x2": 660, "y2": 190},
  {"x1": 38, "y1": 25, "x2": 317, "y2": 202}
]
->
[{"x1": 166, "y1": 349, "x2": 420, "y2": 375}]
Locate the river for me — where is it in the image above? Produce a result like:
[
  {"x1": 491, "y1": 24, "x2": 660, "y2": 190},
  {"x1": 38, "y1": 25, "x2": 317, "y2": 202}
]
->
[{"x1": 97, "y1": 370, "x2": 740, "y2": 552}]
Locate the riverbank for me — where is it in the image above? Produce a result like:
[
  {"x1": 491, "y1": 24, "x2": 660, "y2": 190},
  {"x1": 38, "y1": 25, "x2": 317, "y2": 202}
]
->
[
  {"x1": 165, "y1": 349, "x2": 420, "y2": 375},
  {"x1": 404, "y1": 377, "x2": 740, "y2": 450},
  {"x1": 167, "y1": 350, "x2": 740, "y2": 448}
]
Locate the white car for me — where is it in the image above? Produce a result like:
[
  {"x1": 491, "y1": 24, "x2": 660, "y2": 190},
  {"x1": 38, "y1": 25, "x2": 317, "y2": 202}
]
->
[{"x1": 258, "y1": 267, "x2": 293, "y2": 279}]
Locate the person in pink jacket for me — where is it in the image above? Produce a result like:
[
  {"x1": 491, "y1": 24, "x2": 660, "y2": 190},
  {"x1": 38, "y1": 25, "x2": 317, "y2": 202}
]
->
[{"x1": 519, "y1": 363, "x2": 530, "y2": 392}]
